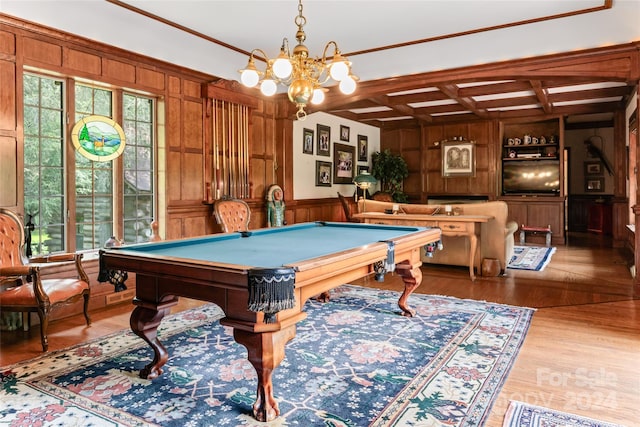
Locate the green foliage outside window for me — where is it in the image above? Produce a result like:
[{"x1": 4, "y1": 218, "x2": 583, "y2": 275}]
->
[
  {"x1": 23, "y1": 74, "x2": 65, "y2": 255},
  {"x1": 122, "y1": 94, "x2": 154, "y2": 244}
]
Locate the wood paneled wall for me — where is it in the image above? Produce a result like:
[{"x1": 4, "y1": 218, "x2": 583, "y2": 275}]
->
[
  {"x1": 0, "y1": 15, "x2": 215, "y2": 239},
  {"x1": 0, "y1": 14, "x2": 344, "y2": 243},
  {"x1": 0, "y1": 23, "x2": 18, "y2": 208},
  {"x1": 381, "y1": 121, "x2": 498, "y2": 203},
  {"x1": 380, "y1": 113, "x2": 634, "y2": 246}
]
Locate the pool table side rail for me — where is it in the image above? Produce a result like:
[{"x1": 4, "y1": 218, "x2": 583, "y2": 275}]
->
[
  {"x1": 101, "y1": 222, "x2": 440, "y2": 277},
  {"x1": 100, "y1": 224, "x2": 441, "y2": 329}
]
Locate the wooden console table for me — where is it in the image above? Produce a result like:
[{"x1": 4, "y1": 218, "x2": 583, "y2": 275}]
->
[{"x1": 353, "y1": 212, "x2": 493, "y2": 281}]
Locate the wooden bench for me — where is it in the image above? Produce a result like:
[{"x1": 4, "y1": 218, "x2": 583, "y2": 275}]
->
[{"x1": 519, "y1": 224, "x2": 552, "y2": 246}]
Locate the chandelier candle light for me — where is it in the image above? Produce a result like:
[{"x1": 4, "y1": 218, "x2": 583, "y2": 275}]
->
[{"x1": 239, "y1": 0, "x2": 357, "y2": 119}]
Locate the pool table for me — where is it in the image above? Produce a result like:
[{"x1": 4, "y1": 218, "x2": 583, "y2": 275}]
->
[{"x1": 100, "y1": 221, "x2": 441, "y2": 421}]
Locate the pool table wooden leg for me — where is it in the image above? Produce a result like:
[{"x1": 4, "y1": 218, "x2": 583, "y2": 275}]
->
[
  {"x1": 233, "y1": 325, "x2": 297, "y2": 422},
  {"x1": 129, "y1": 298, "x2": 178, "y2": 380},
  {"x1": 395, "y1": 261, "x2": 422, "y2": 317}
]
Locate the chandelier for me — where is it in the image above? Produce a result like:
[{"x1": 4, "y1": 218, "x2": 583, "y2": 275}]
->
[{"x1": 239, "y1": 0, "x2": 357, "y2": 120}]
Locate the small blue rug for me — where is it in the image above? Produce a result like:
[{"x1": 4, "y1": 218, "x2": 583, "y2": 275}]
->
[
  {"x1": 508, "y1": 245, "x2": 556, "y2": 271},
  {"x1": 503, "y1": 400, "x2": 626, "y2": 427}
]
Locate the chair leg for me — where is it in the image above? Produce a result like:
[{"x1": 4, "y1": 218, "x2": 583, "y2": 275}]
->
[
  {"x1": 83, "y1": 292, "x2": 91, "y2": 325},
  {"x1": 36, "y1": 308, "x2": 49, "y2": 352}
]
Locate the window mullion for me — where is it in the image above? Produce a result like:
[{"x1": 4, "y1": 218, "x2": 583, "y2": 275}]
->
[
  {"x1": 112, "y1": 89, "x2": 124, "y2": 241},
  {"x1": 66, "y1": 78, "x2": 77, "y2": 251}
]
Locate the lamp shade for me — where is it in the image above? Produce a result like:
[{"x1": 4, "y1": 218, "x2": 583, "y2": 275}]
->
[
  {"x1": 240, "y1": 68, "x2": 260, "y2": 88},
  {"x1": 353, "y1": 171, "x2": 377, "y2": 188},
  {"x1": 260, "y1": 78, "x2": 277, "y2": 96},
  {"x1": 273, "y1": 55, "x2": 293, "y2": 79}
]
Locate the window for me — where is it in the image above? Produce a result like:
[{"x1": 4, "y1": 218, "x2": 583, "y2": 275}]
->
[
  {"x1": 23, "y1": 73, "x2": 156, "y2": 256},
  {"x1": 122, "y1": 94, "x2": 154, "y2": 244},
  {"x1": 74, "y1": 84, "x2": 115, "y2": 250},
  {"x1": 23, "y1": 74, "x2": 65, "y2": 255}
]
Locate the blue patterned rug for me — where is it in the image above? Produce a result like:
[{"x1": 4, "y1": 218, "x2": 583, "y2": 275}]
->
[
  {"x1": 503, "y1": 400, "x2": 626, "y2": 427},
  {"x1": 508, "y1": 246, "x2": 556, "y2": 271},
  {"x1": 1, "y1": 285, "x2": 534, "y2": 426}
]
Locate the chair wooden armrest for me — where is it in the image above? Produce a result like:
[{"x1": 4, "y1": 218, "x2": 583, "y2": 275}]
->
[
  {"x1": 0, "y1": 265, "x2": 37, "y2": 276},
  {"x1": 30, "y1": 253, "x2": 77, "y2": 263},
  {"x1": 29, "y1": 253, "x2": 89, "y2": 283}
]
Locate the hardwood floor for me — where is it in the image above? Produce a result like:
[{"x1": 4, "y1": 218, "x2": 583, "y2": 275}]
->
[{"x1": 1, "y1": 232, "x2": 638, "y2": 426}]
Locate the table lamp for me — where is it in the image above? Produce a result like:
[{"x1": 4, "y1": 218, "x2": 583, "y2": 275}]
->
[{"x1": 353, "y1": 172, "x2": 377, "y2": 212}]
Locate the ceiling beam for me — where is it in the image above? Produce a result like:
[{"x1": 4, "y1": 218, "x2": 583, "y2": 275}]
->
[
  {"x1": 437, "y1": 84, "x2": 489, "y2": 119},
  {"x1": 529, "y1": 80, "x2": 553, "y2": 114}
]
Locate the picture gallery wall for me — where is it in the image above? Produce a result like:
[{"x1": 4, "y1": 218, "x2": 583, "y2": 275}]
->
[{"x1": 292, "y1": 112, "x2": 380, "y2": 200}]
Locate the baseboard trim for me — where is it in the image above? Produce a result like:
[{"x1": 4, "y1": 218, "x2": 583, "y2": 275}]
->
[{"x1": 105, "y1": 289, "x2": 135, "y2": 306}]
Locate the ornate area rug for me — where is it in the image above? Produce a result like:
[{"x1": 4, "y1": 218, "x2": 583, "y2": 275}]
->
[
  {"x1": 1, "y1": 284, "x2": 534, "y2": 426},
  {"x1": 508, "y1": 245, "x2": 557, "y2": 271},
  {"x1": 503, "y1": 400, "x2": 626, "y2": 427}
]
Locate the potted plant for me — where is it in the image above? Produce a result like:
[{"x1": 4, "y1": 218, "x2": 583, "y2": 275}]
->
[{"x1": 371, "y1": 149, "x2": 409, "y2": 202}]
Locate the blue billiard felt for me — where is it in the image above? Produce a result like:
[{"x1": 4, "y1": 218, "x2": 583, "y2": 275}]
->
[{"x1": 115, "y1": 222, "x2": 427, "y2": 268}]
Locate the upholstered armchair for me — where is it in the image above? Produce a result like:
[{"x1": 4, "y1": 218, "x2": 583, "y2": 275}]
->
[
  {"x1": 0, "y1": 208, "x2": 91, "y2": 351},
  {"x1": 213, "y1": 197, "x2": 251, "y2": 232}
]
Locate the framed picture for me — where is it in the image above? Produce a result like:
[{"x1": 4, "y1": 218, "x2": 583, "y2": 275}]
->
[
  {"x1": 585, "y1": 177, "x2": 604, "y2": 192},
  {"x1": 317, "y1": 124, "x2": 330, "y2": 157},
  {"x1": 315, "y1": 161, "x2": 332, "y2": 187},
  {"x1": 333, "y1": 143, "x2": 355, "y2": 184},
  {"x1": 442, "y1": 140, "x2": 475, "y2": 177},
  {"x1": 357, "y1": 135, "x2": 368, "y2": 162},
  {"x1": 340, "y1": 125, "x2": 350, "y2": 142},
  {"x1": 357, "y1": 165, "x2": 369, "y2": 175},
  {"x1": 584, "y1": 161, "x2": 602, "y2": 176},
  {"x1": 302, "y1": 128, "x2": 314, "y2": 154}
]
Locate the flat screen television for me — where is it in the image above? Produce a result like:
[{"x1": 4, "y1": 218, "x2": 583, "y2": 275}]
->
[{"x1": 502, "y1": 160, "x2": 560, "y2": 195}]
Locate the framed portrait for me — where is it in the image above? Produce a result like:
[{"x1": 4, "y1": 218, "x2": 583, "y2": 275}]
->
[
  {"x1": 584, "y1": 161, "x2": 602, "y2": 176},
  {"x1": 333, "y1": 143, "x2": 355, "y2": 184},
  {"x1": 315, "y1": 161, "x2": 332, "y2": 187},
  {"x1": 302, "y1": 128, "x2": 314, "y2": 154},
  {"x1": 316, "y1": 124, "x2": 331, "y2": 157},
  {"x1": 357, "y1": 165, "x2": 369, "y2": 175},
  {"x1": 585, "y1": 177, "x2": 604, "y2": 192},
  {"x1": 441, "y1": 140, "x2": 475, "y2": 177},
  {"x1": 357, "y1": 135, "x2": 368, "y2": 162},
  {"x1": 340, "y1": 125, "x2": 350, "y2": 142}
]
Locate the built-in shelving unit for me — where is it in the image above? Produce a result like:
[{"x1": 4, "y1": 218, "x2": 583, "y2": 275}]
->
[
  {"x1": 499, "y1": 117, "x2": 566, "y2": 244},
  {"x1": 502, "y1": 141, "x2": 559, "y2": 162},
  {"x1": 501, "y1": 119, "x2": 562, "y2": 196}
]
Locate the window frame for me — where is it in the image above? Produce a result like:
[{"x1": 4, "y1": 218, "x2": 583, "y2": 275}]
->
[{"x1": 22, "y1": 71, "x2": 158, "y2": 256}]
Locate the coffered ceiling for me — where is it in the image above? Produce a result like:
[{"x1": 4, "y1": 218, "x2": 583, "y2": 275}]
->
[
  {"x1": 312, "y1": 51, "x2": 638, "y2": 128},
  {"x1": 2, "y1": 0, "x2": 639, "y2": 127}
]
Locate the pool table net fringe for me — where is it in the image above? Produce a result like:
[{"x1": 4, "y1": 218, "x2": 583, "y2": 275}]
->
[{"x1": 248, "y1": 268, "x2": 296, "y2": 323}]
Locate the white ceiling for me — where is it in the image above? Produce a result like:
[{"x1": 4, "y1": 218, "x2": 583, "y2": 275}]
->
[
  {"x1": 2, "y1": 0, "x2": 639, "y2": 125},
  {"x1": 2, "y1": 0, "x2": 638, "y2": 84}
]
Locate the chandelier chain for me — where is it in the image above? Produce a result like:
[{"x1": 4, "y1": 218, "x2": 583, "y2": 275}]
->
[
  {"x1": 238, "y1": 0, "x2": 357, "y2": 120},
  {"x1": 295, "y1": 0, "x2": 306, "y2": 29}
]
